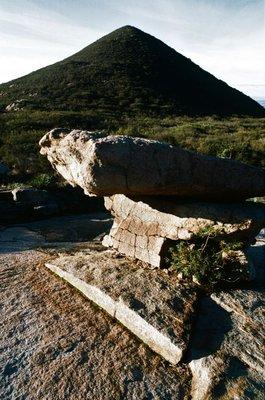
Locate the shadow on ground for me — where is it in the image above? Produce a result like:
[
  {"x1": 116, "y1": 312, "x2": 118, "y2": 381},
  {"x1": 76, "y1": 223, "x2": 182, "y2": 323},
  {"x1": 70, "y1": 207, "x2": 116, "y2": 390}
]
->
[{"x1": 0, "y1": 212, "x2": 112, "y2": 254}]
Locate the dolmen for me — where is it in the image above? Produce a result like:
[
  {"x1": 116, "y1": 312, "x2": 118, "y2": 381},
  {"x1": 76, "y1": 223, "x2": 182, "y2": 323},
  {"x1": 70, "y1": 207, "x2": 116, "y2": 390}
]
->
[
  {"x1": 40, "y1": 129, "x2": 265, "y2": 268},
  {"x1": 40, "y1": 129, "x2": 265, "y2": 393}
]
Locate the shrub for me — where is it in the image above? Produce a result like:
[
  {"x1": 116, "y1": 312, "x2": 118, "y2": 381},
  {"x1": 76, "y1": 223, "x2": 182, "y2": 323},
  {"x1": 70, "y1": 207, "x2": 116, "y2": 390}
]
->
[{"x1": 166, "y1": 226, "x2": 248, "y2": 289}]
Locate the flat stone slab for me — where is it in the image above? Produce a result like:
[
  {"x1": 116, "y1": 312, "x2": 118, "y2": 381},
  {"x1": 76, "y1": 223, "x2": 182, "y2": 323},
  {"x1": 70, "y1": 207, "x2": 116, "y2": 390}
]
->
[{"x1": 45, "y1": 244, "x2": 197, "y2": 364}]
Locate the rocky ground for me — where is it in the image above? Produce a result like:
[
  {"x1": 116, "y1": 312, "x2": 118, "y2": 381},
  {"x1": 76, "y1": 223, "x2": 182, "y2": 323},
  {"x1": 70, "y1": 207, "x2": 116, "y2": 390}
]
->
[
  {"x1": 1, "y1": 249, "x2": 193, "y2": 400},
  {"x1": 0, "y1": 215, "x2": 191, "y2": 400},
  {"x1": 0, "y1": 214, "x2": 264, "y2": 400}
]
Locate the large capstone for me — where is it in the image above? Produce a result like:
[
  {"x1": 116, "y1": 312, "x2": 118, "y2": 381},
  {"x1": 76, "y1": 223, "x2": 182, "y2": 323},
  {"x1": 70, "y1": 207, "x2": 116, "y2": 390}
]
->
[{"x1": 40, "y1": 129, "x2": 265, "y2": 200}]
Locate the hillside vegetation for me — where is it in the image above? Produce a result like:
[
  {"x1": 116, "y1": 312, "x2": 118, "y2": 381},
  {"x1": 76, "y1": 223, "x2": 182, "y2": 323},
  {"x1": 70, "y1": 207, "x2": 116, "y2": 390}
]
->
[{"x1": 0, "y1": 110, "x2": 264, "y2": 185}]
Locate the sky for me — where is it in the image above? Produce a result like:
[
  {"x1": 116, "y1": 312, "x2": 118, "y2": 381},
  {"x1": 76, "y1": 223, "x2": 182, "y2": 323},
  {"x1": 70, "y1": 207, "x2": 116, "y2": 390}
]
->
[{"x1": 0, "y1": 0, "x2": 264, "y2": 99}]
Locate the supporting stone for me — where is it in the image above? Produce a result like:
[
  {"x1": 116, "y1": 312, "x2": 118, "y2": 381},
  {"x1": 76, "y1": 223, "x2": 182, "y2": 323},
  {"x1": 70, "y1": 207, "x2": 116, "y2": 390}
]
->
[{"x1": 103, "y1": 194, "x2": 265, "y2": 267}]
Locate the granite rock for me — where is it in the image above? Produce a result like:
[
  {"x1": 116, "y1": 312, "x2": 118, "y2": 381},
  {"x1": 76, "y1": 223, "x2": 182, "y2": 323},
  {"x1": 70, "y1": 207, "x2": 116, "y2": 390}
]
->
[
  {"x1": 103, "y1": 194, "x2": 265, "y2": 267},
  {"x1": 39, "y1": 130, "x2": 265, "y2": 200}
]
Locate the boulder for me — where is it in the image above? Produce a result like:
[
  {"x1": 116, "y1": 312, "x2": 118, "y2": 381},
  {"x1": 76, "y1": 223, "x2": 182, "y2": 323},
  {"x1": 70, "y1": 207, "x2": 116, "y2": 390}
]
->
[
  {"x1": 39, "y1": 129, "x2": 265, "y2": 200},
  {"x1": 0, "y1": 190, "x2": 13, "y2": 201},
  {"x1": 103, "y1": 194, "x2": 265, "y2": 267}
]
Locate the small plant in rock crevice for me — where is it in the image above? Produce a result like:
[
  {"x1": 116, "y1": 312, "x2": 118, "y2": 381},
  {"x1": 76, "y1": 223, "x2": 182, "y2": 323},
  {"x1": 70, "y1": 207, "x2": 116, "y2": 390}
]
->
[{"x1": 166, "y1": 226, "x2": 248, "y2": 289}]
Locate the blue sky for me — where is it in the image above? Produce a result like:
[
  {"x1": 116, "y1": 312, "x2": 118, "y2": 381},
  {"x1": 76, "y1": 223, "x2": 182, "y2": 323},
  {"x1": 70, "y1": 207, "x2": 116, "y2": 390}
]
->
[{"x1": 0, "y1": 0, "x2": 264, "y2": 99}]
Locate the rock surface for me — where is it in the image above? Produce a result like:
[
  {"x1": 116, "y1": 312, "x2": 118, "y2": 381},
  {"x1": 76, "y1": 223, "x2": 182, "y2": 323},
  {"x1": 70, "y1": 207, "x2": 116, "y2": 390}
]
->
[
  {"x1": 5, "y1": 98, "x2": 31, "y2": 111},
  {"x1": 39, "y1": 130, "x2": 265, "y2": 200},
  {"x1": 188, "y1": 241, "x2": 265, "y2": 399},
  {"x1": 103, "y1": 194, "x2": 265, "y2": 267},
  {"x1": 45, "y1": 244, "x2": 197, "y2": 364}
]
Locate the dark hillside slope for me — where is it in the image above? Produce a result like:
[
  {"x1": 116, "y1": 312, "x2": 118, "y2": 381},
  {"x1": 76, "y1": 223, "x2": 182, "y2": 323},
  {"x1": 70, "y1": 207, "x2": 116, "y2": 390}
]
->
[{"x1": 0, "y1": 26, "x2": 264, "y2": 116}]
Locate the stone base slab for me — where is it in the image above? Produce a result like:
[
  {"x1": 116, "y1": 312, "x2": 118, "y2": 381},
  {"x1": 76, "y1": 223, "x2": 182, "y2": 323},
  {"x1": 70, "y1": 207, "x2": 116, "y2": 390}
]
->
[{"x1": 45, "y1": 246, "x2": 197, "y2": 365}]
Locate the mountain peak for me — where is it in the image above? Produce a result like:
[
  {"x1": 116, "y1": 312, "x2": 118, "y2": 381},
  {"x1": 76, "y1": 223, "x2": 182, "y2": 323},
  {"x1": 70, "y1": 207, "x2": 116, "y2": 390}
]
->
[
  {"x1": 115, "y1": 25, "x2": 142, "y2": 32},
  {"x1": 103, "y1": 25, "x2": 148, "y2": 37}
]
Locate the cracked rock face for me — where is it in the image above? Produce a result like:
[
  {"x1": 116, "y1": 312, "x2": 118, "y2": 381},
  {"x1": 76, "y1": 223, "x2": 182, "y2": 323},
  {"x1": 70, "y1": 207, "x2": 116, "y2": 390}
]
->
[
  {"x1": 103, "y1": 194, "x2": 265, "y2": 267},
  {"x1": 39, "y1": 129, "x2": 265, "y2": 200}
]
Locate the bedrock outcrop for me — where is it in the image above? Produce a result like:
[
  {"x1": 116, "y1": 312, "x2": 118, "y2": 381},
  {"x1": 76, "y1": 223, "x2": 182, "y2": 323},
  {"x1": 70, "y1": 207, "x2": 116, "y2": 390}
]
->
[{"x1": 40, "y1": 129, "x2": 265, "y2": 200}]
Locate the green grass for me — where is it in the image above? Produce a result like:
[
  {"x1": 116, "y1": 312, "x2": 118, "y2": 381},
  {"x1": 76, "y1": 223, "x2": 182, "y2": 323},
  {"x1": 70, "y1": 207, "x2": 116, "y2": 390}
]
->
[{"x1": 0, "y1": 110, "x2": 264, "y2": 184}]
